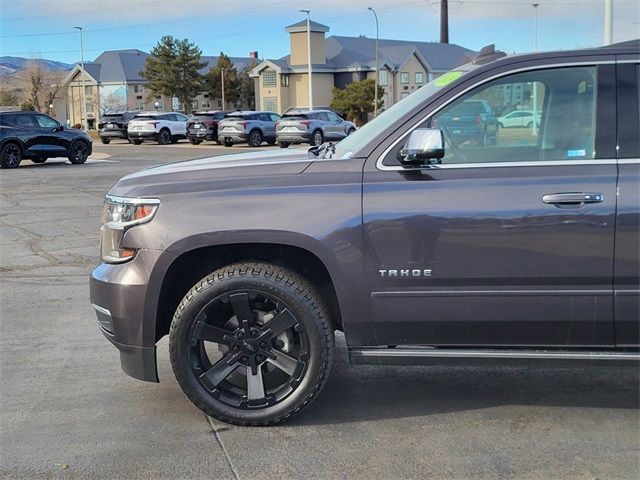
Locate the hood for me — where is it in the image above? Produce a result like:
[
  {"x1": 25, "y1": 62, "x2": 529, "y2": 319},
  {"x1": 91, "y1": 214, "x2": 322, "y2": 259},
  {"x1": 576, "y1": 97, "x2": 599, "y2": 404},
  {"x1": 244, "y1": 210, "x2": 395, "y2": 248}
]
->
[{"x1": 109, "y1": 149, "x2": 313, "y2": 198}]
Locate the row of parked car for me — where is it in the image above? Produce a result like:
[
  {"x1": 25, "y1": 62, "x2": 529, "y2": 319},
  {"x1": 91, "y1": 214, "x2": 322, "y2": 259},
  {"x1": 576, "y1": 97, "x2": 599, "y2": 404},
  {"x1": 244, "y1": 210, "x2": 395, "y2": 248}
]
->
[{"x1": 99, "y1": 109, "x2": 357, "y2": 148}]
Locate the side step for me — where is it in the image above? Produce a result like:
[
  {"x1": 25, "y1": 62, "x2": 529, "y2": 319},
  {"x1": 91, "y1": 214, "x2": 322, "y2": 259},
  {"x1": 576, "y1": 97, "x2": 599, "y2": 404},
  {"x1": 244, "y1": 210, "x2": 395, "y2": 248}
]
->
[{"x1": 349, "y1": 347, "x2": 640, "y2": 368}]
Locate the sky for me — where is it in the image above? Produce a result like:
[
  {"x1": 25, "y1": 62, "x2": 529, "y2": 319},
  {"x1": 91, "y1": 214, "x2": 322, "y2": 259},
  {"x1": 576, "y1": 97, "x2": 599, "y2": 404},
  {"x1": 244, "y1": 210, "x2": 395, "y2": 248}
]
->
[{"x1": 0, "y1": 0, "x2": 638, "y2": 64}]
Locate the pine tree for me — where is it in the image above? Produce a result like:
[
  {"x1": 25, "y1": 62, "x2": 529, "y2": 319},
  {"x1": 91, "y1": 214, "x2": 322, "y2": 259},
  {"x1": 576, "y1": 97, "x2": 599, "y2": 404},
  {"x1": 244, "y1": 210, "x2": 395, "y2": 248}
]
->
[
  {"x1": 140, "y1": 36, "x2": 206, "y2": 112},
  {"x1": 330, "y1": 79, "x2": 384, "y2": 125},
  {"x1": 206, "y1": 53, "x2": 240, "y2": 108}
]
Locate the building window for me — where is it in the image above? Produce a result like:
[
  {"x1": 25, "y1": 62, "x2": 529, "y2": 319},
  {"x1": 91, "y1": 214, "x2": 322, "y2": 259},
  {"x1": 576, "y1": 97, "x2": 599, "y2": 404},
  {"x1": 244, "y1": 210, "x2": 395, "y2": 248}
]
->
[
  {"x1": 235, "y1": 99, "x2": 243, "y2": 108},
  {"x1": 136, "y1": 100, "x2": 144, "y2": 110},
  {"x1": 191, "y1": 100, "x2": 198, "y2": 111},
  {"x1": 378, "y1": 70, "x2": 388, "y2": 87},
  {"x1": 400, "y1": 72, "x2": 409, "y2": 84},
  {"x1": 217, "y1": 99, "x2": 222, "y2": 108},
  {"x1": 263, "y1": 97, "x2": 277, "y2": 112},
  {"x1": 84, "y1": 85, "x2": 93, "y2": 94},
  {"x1": 263, "y1": 70, "x2": 276, "y2": 87},
  {"x1": 281, "y1": 74, "x2": 290, "y2": 87},
  {"x1": 133, "y1": 84, "x2": 144, "y2": 93},
  {"x1": 202, "y1": 100, "x2": 210, "y2": 108},
  {"x1": 415, "y1": 72, "x2": 424, "y2": 84}
]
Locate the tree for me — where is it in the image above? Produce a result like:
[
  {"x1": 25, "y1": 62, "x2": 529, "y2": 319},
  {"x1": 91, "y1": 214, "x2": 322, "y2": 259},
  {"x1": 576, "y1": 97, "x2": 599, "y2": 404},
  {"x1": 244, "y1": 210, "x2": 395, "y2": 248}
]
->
[
  {"x1": 140, "y1": 35, "x2": 206, "y2": 112},
  {"x1": 19, "y1": 60, "x2": 65, "y2": 115},
  {"x1": 238, "y1": 58, "x2": 258, "y2": 109},
  {"x1": 330, "y1": 79, "x2": 384, "y2": 126},
  {"x1": 0, "y1": 89, "x2": 18, "y2": 106},
  {"x1": 206, "y1": 53, "x2": 240, "y2": 108}
]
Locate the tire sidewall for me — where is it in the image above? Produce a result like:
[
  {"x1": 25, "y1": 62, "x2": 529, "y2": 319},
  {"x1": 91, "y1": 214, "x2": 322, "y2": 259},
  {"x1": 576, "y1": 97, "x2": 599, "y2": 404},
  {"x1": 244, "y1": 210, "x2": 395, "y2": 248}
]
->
[{"x1": 170, "y1": 265, "x2": 331, "y2": 425}]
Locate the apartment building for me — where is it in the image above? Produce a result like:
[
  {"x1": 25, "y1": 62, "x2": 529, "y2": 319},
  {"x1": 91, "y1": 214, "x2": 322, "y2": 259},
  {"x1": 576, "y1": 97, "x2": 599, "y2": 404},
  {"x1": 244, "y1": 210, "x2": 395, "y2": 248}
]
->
[
  {"x1": 62, "y1": 49, "x2": 256, "y2": 128},
  {"x1": 251, "y1": 20, "x2": 474, "y2": 114}
]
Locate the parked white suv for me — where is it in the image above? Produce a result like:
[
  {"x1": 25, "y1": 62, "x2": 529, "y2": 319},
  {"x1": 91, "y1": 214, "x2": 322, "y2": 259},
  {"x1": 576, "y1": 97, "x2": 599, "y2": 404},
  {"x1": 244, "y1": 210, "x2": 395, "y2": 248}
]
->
[{"x1": 128, "y1": 112, "x2": 189, "y2": 145}]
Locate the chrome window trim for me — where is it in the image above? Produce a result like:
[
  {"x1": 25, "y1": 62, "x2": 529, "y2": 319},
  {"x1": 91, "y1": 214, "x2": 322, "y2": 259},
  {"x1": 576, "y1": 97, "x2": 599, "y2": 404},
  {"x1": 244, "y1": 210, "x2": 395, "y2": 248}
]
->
[
  {"x1": 618, "y1": 158, "x2": 640, "y2": 164},
  {"x1": 376, "y1": 60, "x2": 615, "y2": 172}
]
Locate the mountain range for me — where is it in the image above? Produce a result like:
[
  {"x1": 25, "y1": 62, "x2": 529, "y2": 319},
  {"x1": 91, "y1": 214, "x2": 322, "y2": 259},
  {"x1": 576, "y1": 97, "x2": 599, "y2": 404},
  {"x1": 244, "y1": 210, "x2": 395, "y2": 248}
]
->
[{"x1": 0, "y1": 56, "x2": 72, "y2": 77}]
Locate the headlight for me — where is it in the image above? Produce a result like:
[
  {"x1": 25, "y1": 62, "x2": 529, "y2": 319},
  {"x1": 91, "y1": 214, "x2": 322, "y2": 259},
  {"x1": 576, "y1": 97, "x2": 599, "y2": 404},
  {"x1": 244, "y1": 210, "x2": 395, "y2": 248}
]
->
[{"x1": 100, "y1": 195, "x2": 160, "y2": 263}]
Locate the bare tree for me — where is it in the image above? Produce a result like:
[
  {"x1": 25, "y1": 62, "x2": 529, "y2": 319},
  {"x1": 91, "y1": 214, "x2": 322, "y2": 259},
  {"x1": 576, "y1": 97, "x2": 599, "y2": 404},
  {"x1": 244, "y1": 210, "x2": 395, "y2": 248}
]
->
[{"x1": 20, "y1": 60, "x2": 65, "y2": 114}]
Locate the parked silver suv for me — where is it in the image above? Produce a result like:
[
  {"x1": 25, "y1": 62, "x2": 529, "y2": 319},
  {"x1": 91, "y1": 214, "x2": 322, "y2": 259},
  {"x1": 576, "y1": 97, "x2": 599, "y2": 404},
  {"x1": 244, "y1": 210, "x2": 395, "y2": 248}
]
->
[
  {"x1": 217, "y1": 111, "x2": 281, "y2": 147},
  {"x1": 276, "y1": 110, "x2": 356, "y2": 148}
]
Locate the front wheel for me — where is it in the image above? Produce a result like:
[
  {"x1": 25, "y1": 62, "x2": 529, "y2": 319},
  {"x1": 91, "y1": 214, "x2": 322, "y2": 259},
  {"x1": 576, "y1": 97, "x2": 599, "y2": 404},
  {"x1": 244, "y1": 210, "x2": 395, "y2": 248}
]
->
[
  {"x1": 248, "y1": 130, "x2": 263, "y2": 147},
  {"x1": 278, "y1": 142, "x2": 290, "y2": 148},
  {"x1": 68, "y1": 141, "x2": 89, "y2": 164},
  {"x1": 158, "y1": 129, "x2": 171, "y2": 145},
  {"x1": 169, "y1": 262, "x2": 335, "y2": 426},
  {"x1": 100, "y1": 137, "x2": 110, "y2": 144}
]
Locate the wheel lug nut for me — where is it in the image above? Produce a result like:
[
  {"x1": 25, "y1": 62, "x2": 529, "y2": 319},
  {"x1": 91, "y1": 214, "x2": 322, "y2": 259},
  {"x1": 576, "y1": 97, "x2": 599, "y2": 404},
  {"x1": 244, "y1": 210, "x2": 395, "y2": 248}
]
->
[
  {"x1": 251, "y1": 331, "x2": 259, "y2": 338},
  {"x1": 241, "y1": 357, "x2": 248, "y2": 364},
  {"x1": 260, "y1": 342, "x2": 267, "y2": 349},
  {"x1": 256, "y1": 354, "x2": 263, "y2": 362},
  {"x1": 237, "y1": 333, "x2": 244, "y2": 339},
  {"x1": 273, "y1": 339, "x2": 285, "y2": 349}
]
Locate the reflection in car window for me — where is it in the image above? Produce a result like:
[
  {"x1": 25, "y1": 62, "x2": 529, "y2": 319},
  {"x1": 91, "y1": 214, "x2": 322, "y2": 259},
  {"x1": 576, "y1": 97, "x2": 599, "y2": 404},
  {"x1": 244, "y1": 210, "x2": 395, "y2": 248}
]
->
[
  {"x1": 384, "y1": 66, "x2": 597, "y2": 167},
  {"x1": 15, "y1": 114, "x2": 38, "y2": 127},
  {"x1": 35, "y1": 115, "x2": 59, "y2": 128}
]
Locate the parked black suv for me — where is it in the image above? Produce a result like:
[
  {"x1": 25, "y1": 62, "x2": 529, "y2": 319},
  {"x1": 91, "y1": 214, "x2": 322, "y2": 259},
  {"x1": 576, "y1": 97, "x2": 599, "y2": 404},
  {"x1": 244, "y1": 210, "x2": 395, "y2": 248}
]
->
[
  {"x1": 186, "y1": 110, "x2": 233, "y2": 145},
  {"x1": 0, "y1": 111, "x2": 93, "y2": 168},
  {"x1": 98, "y1": 112, "x2": 137, "y2": 144},
  {"x1": 90, "y1": 42, "x2": 640, "y2": 426}
]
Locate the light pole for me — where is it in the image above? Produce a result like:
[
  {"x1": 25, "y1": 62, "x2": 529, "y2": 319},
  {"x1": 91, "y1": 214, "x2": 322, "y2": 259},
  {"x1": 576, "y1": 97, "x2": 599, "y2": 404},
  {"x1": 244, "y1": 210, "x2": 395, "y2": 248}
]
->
[
  {"x1": 221, "y1": 68, "x2": 226, "y2": 109},
  {"x1": 299, "y1": 9, "x2": 313, "y2": 110},
  {"x1": 604, "y1": 0, "x2": 612, "y2": 45},
  {"x1": 74, "y1": 26, "x2": 87, "y2": 131},
  {"x1": 154, "y1": 101, "x2": 160, "y2": 111},
  {"x1": 368, "y1": 7, "x2": 379, "y2": 117},
  {"x1": 531, "y1": 4, "x2": 539, "y2": 136}
]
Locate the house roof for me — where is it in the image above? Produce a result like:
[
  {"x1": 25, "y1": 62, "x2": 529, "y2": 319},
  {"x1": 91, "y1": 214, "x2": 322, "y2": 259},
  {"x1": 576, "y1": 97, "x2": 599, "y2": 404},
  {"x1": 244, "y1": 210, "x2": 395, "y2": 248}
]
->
[
  {"x1": 285, "y1": 19, "x2": 330, "y2": 33},
  {"x1": 64, "y1": 49, "x2": 256, "y2": 84},
  {"x1": 252, "y1": 35, "x2": 474, "y2": 76}
]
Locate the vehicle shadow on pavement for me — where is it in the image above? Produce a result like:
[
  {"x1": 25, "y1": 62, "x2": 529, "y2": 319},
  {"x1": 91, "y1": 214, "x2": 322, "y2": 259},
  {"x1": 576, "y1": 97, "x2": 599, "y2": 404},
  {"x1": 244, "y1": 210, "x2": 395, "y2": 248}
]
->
[{"x1": 290, "y1": 335, "x2": 640, "y2": 426}]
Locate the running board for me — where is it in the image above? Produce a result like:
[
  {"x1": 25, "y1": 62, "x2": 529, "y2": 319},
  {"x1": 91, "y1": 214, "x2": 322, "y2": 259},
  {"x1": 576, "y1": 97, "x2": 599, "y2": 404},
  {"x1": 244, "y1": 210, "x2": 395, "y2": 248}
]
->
[{"x1": 349, "y1": 347, "x2": 640, "y2": 368}]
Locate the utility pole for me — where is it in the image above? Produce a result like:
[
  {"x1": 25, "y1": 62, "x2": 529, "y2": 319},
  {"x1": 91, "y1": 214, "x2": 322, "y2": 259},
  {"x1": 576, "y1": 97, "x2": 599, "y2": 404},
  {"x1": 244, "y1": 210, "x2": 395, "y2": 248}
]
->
[
  {"x1": 604, "y1": 0, "x2": 613, "y2": 45},
  {"x1": 368, "y1": 7, "x2": 379, "y2": 117},
  {"x1": 74, "y1": 26, "x2": 87, "y2": 130},
  {"x1": 440, "y1": 0, "x2": 449, "y2": 43},
  {"x1": 221, "y1": 68, "x2": 225, "y2": 109},
  {"x1": 299, "y1": 9, "x2": 313, "y2": 110}
]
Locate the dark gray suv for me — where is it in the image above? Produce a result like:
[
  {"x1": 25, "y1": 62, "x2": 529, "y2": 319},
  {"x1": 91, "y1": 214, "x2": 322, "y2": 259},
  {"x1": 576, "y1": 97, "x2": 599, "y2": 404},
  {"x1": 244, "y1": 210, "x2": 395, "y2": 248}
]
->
[
  {"x1": 217, "y1": 111, "x2": 281, "y2": 147},
  {"x1": 90, "y1": 41, "x2": 640, "y2": 426}
]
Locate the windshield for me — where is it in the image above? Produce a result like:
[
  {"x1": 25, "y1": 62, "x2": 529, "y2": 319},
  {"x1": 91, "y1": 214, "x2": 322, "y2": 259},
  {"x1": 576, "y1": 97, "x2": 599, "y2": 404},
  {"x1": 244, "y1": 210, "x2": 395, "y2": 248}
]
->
[{"x1": 331, "y1": 70, "x2": 468, "y2": 159}]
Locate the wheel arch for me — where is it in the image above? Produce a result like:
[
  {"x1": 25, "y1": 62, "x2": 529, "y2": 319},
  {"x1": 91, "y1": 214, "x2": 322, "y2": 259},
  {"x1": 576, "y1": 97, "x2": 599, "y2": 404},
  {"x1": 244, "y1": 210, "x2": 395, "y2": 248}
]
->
[
  {"x1": 153, "y1": 241, "x2": 344, "y2": 343},
  {"x1": 1, "y1": 138, "x2": 24, "y2": 155}
]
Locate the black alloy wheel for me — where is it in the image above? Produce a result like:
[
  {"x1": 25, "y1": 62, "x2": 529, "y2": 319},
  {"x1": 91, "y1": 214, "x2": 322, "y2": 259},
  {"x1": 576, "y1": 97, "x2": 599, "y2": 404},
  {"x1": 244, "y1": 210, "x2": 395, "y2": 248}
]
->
[
  {"x1": 68, "y1": 141, "x2": 89, "y2": 164},
  {"x1": 248, "y1": 130, "x2": 263, "y2": 147},
  {"x1": 0, "y1": 142, "x2": 22, "y2": 169},
  {"x1": 312, "y1": 130, "x2": 323, "y2": 147},
  {"x1": 170, "y1": 263, "x2": 334, "y2": 426},
  {"x1": 278, "y1": 142, "x2": 290, "y2": 148},
  {"x1": 158, "y1": 129, "x2": 171, "y2": 145},
  {"x1": 223, "y1": 139, "x2": 233, "y2": 147}
]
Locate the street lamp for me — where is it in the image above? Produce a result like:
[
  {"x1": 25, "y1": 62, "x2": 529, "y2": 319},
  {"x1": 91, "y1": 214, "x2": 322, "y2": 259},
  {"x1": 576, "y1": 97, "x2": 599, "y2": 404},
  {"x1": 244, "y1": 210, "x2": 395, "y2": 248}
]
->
[
  {"x1": 299, "y1": 9, "x2": 313, "y2": 110},
  {"x1": 367, "y1": 7, "x2": 379, "y2": 117},
  {"x1": 74, "y1": 26, "x2": 87, "y2": 131},
  {"x1": 154, "y1": 101, "x2": 160, "y2": 111}
]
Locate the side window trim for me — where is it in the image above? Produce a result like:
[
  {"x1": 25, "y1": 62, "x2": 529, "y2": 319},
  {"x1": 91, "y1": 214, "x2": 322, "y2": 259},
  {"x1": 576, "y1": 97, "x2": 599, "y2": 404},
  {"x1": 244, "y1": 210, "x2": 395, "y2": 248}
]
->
[{"x1": 376, "y1": 60, "x2": 614, "y2": 171}]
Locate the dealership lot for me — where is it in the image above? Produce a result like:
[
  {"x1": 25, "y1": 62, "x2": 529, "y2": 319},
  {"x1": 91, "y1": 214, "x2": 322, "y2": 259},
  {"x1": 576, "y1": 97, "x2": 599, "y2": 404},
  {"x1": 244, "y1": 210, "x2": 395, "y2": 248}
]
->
[{"x1": 1, "y1": 142, "x2": 638, "y2": 479}]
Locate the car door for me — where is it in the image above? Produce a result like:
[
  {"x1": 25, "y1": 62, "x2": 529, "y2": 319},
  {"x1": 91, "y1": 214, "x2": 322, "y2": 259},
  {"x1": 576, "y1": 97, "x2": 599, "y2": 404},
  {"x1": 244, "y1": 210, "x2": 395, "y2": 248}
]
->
[
  {"x1": 34, "y1": 114, "x2": 67, "y2": 153},
  {"x1": 614, "y1": 59, "x2": 640, "y2": 347},
  {"x1": 174, "y1": 113, "x2": 188, "y2": 136},
  {"x1": 363, "y1": 62, "x2": 617, "y2": 347},
  {"x1": 261, "y1": 113, "x2": 275, "y2": 139},
  {"x1": 327, "y1": 112, "x2": 347, "y2": 140}
]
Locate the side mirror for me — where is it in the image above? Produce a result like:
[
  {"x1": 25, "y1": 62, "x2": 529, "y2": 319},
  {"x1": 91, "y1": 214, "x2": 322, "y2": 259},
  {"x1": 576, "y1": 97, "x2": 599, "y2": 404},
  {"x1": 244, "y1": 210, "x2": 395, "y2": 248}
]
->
[
  {"x1": 398, "y1": 128, "x2": 445, "y2": 165},
  {"x1": 52, "y1": 125, "x2": 64, "y2": 132}
]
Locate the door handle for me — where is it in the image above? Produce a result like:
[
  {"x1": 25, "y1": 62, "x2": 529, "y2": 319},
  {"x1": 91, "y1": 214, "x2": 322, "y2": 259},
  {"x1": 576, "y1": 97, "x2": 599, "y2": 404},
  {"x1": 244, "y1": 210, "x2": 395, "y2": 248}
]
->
[{"x1": 542, "y1": 192, "x2": 604, "y2": 204}]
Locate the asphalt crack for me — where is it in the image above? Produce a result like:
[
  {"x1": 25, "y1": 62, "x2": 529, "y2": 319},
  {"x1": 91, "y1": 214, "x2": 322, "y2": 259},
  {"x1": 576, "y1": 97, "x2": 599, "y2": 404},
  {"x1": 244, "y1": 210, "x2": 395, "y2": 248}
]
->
[{"x1": 207, "y1": 415, "x2": 240, "y2": 480}]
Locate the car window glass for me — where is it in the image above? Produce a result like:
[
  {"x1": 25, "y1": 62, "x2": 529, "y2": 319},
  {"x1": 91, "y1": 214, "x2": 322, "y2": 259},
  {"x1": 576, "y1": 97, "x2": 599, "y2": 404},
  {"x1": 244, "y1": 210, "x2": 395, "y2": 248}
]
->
[
  {"x1": 35, "y1": 115, "x2": 59, "y2": 128},
  {"x1": 316, "y1": 112, "x2": 330, "y2": 121},
  {"x1": 384, "y1": 66, "x2": 597, "y2": 166},
  {"x1": 269, "y1": 113, "x2": 281, "y2": 122},
  {"x1": 175, "y1": 114, "x2": 188, "y2": 122},
  {"x1": 327, "y1": 112, "x2": 341, "y2": 122},
  {"x1": 213, "y1": 112, "x2": 226, "y2": 120},
  {"x1": 15, "y1": 114, "x2": 38, "y2": 127},
  {"x1": 260, "y1": 113, "x2": 271, "y2": 122}
]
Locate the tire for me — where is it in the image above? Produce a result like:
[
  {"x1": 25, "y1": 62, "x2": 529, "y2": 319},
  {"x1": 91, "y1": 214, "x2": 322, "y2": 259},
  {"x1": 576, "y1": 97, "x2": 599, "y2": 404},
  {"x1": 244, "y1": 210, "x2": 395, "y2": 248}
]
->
[
  {"x1": 100, "y1": 137, "x2": 111, "y2": 144},
  {"x1": 169, "y1": 262, "x2": 335, "y2": 426},
  {"x1": 68, "y1": 140, "x2": 89, "y2": 164},
  {"x1": 248, "y1": 130, "x2": 263, "y2": 147},
  {"x1": 31, "y1": 157, "x2": 47, "y2": 164},
  {"x1": 311, "y1": 130, "x2": 323, "y2": 147},
  {"x1": 278, "y1": 142, "x2": 290, "y2": 149},
  {"x1": 347, "y1": 128, "x2": 355, "y2": 136},
  {"x1": 158, "y1": 129, "x2": 171, "y2": 145},
  {"x1": 1, "y1": 142, "x2": 22, "y2": 169},
  {"x1": 223, "y1": 140, "x2": 233, "y2": 147},
  {"x1": 132, "y1": 139, "x2": 143, "y2": 145},
  {"x1": 189, "y1": 139, "x2": 202, "y2": 145}
]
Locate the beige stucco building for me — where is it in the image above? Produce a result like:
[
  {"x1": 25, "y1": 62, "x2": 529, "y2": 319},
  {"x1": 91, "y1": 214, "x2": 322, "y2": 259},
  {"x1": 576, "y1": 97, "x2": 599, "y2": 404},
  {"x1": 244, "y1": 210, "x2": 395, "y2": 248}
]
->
[{"x1": 251, "y1": 20, "x2": 474, "y2": 114}]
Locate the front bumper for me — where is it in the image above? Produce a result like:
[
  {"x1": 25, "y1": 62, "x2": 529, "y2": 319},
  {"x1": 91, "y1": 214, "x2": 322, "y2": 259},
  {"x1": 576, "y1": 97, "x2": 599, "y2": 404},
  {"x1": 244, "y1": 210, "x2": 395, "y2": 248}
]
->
[{"x1": 90, "y1": 249, "x2": 173, "y2": 383}]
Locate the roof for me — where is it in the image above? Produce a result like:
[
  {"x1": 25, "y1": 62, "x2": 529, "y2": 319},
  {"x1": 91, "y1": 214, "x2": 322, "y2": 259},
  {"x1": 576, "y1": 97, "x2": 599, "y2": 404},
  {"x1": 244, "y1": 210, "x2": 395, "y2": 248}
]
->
[
  {"x1": 64, "y1": 49, "x2": 256, "y2": 84},
  {"x1": 253, "y1": 35, "x2": 474, "y2": 76},
  {"x1": 285, "y1": 20, "x2": 330, "y2": 33}
]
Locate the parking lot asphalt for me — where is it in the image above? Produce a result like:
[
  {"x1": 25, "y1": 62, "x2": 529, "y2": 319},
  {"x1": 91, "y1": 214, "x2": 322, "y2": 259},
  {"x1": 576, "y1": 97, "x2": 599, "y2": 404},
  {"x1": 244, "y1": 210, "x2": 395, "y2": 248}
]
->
[{"x1": 1, "y1": 140, "x2": 639, "y2": 480}]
